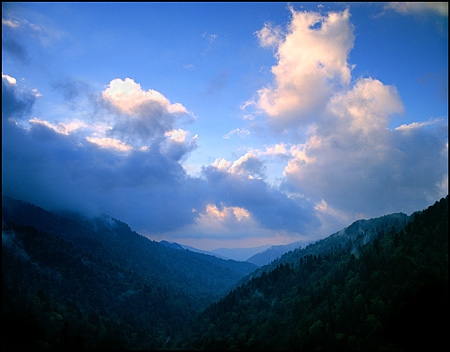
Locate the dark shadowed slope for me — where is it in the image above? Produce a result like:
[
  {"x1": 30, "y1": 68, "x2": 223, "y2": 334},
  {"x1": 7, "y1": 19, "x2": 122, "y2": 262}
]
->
[{"x1": 2, "y1": 197, "x2": 257, "y2": 350}]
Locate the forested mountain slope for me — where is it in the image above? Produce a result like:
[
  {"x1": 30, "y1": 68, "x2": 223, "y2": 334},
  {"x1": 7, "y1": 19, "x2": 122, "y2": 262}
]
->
[
  {"x1": 2, "y1": 197, "x2": 256, "y2": 350},
  {"x1": 240, "y1": 212, "x2": 411, "y2": 284},
  {"x1": 246, "y1": 240, "x2": 310, "y2": 267},
  {"x1": 178, "y1": 196, "x2": 448, "y2": 350}
]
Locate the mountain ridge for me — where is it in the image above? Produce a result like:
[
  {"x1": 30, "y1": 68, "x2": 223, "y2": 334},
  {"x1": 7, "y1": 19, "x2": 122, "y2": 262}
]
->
[
  {"x1": 246, "y1": 240, "x2": 316, "y2": 266},
  {"x1": 238, "y1": 211, "x2": 411, "y2": 285},
  {"x1": 178, "y1": 196, "x2": 448, "y2": 350},
  {"x1": 3, "y1": 195, "x2": 447, "y2": 350},
  {"x1": 2, "y1": 196, "x2": 257, "y2": 350}
]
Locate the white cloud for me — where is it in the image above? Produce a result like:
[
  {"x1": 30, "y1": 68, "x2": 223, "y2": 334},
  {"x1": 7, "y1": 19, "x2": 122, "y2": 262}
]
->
[
  {"x1": 100, "y1": 78, "x2": 196, "y2": 150},
  {"x1": 283, "y1": 112, "x2": 447, "y2": 224},
  {"x1": 243, "y1": 7, "x2": 448, "y2": 233},
  {"x1": 384, "y1": 2, "x2": 448, "y2": 17},
  {"x1": 2, "y1": 18, "x2": 20, "y2": 29},
  {"x1": 211, "y1": 158, "x2": 231, "y2": 170},
  {"x1": 259, "y1": 143, "x2": 289, "y2": 156},
  {"x1": 249, "y1": 8, "x2": 355, "y2": 127},
  {"x1": 256, "y1": 22, "x2": 283, "y2": 49},
  {"x1": 211, "y1": 153, "x2": 265, "y2": 179},
  {"x1": 327, "y1": 77, "x2": 404, "y2": 134},
  {"x1": 229, "y1": 153, "x2": 264, "y2": 177},
  {"x1": 85, "y1": 136, "x2": 133, "y2": 152},
  {"x1": 102, "y1": 78, "x2": 187, "y2": 115},
  {"x1": 165, "y1": 128, "x2": 189, "y2": 143},
  {"x1": 199, "y1": 203, "x2": 251, "y2": 225},
  {"x1": 223, "y1": 128, "x2": 250, "y2": 139},
  {"x1": 29, "y1": 117, "x2": 87, "y2": 135},
  {"x1": 395, "y1": 118, "x2": 443, "y2": 131},
  {"x1": 2, "y1": 73, "x2": 17, "y2": 85}
]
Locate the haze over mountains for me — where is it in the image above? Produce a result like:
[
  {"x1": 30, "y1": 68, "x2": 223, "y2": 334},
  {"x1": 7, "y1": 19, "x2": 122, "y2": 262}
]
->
[{"x1": 2, "y1": 195, "x2": 448, "y2": 350}]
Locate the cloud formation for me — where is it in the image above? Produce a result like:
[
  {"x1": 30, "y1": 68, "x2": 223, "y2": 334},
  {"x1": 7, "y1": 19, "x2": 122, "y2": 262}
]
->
[
  {"x1": 2, "y1": 74, "x2": 318, "y2": 248},
  {"x1": 384, "y1": 2, "x2": 448, "y2": 17},
  {"x1": 101, "y1": 78, "x2": 193, "y2": 149},
  {"x1": 2, "y1": 74, "x2": 37, "y2": 120},
  {"x1": 243, "y1": 7, "x2": 448, "y2": 234},
  {"x1": 2, "y1": 5, "x2": 447, "y2": 250},
  {"x1": 247, "y1": 7, "x2": 355, "y2": 128},
  {"x1": 2, "y1": 76, "x2": 198, "y2": 229}
]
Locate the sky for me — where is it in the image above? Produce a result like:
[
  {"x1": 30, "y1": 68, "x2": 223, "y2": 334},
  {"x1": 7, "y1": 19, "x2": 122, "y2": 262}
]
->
[{"x1": 2, "y1": 2, "x2": 448, "y2": 250}]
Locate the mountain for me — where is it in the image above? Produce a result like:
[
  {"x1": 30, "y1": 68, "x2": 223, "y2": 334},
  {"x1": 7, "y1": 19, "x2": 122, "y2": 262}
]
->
[
  {"x1": 2, "y1": 197, "x2": 257, "y2": 350},
  {"x1": 159, "y1": 240, "x2": 229, "y2": 260},
  {"x1": 159, "y1": 239, "x2": 185, "y2": 250},
  {"x1": 210, "y1": 244, "x2": 272, "y2": 262},
  {"x1": 240, "y1": 211, "x2": 411, "y2": 284},
  {"x1": 246, "y1": 240, "x2": 315, "y2": 266},
  {"x1": 177, "y1": 196, "x2": 448, "y2": 350},
  {"x1": 3, "y1": 195, "x2": 448, "y2": 350}
]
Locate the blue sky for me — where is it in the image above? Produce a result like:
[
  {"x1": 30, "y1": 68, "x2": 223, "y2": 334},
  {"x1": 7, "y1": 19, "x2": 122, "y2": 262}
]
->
[{"x1": 2, "y1": 2, "x2": 448, "y2": 250}]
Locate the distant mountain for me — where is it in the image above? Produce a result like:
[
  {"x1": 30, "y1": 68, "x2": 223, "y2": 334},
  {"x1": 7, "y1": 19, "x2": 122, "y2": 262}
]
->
[
  {"x1": 210, "y1": 244, "x2": 272, "y2": 262},
  {"x1": 178, "y1": 197, "x2": 448, "y2": 350},
  {"x1": 2, "y1": 197, "x2": 257, "y2": 350},
  {"x1": 159, "y1": 240, "x2": 229, "y2": 260},
  {"x1": 246, "y1": 240, "x2": 315, "y2": 266}
]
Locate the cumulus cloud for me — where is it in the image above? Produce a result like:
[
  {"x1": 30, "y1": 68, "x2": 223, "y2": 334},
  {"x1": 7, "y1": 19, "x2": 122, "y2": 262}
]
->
[
  {"x1": 3, "y1": 5, "x2": 447, "y2": 249},
  {"x1": 247, "y1": 7, "x2": 355, "y2": 128},
  {"x1": 244, "y1": 6, "x2": 448, "y2": 235},
  {"x1": 103, "y1": 78, "x2": 187, "y2": 115},
  {"x1": 101, "y1": 78, "x2": 193, "y2": 149},
  {"x1": 282, "y1": 78, "x2": 447, "y2": 227},
  {"x1": 327, "y1": 77, "x2": 404, "y2": 134},
  {"x1": 192, "y1": 203, "x2": 254, "y2": 235},
  {"x1": 228, "y1": 153, "x2": 266, "y2": 179},
  {"x1": 2, "y1": 74, "x2": 319, "y2": 247},
  {"x1": 201, "y1": 158, "x2": 319, "y2": 235},
  {"x1": 2, "y1": 75, "x2": 199, "y2": 230}
]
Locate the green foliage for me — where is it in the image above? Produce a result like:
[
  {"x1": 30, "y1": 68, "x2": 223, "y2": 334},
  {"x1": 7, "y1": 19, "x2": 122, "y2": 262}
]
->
[{"x1": 180, "y1": 196, "x2": 448, "y2": 350}]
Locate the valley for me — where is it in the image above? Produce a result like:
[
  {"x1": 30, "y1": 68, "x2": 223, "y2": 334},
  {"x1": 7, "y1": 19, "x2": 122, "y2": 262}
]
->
[{"x1": 2, "y1": 196, "x2": 448, "y2": 350}]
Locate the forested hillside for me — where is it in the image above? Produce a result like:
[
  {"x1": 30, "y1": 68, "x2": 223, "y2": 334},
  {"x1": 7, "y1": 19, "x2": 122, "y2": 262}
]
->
[
  {"x1": 178, "y1": 196, "x2": 448, "y2": 350},
  {"x1": 2, "y1": 197, "x2": 256, "y2": 350},
  {"x1": 2, "y1": 196, "x2": 447, "y2": 350},
  {"x1": 241, "y1": 212, "x2": 411, "y2": 284}
]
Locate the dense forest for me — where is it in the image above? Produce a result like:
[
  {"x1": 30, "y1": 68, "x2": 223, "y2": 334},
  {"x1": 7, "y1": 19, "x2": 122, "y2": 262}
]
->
[
  {"x1": 2, "y1": 197, "x2": 256, "y2": 350},
  {"x1": 176, "y1": 196, "x2": 448, "y2": 350},
  {"x1": 2, "y1": 196, "x2": 448, "y2": 350}
]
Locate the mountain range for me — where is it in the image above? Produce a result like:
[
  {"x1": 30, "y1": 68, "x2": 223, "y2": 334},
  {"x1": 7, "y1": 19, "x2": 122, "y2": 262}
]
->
[
  {"x1": 2, "y1": 195, "x2": 448, "y2": 350},
  {"x1": 161, "y1": 239, "x2": 314, "y2": 266}
]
